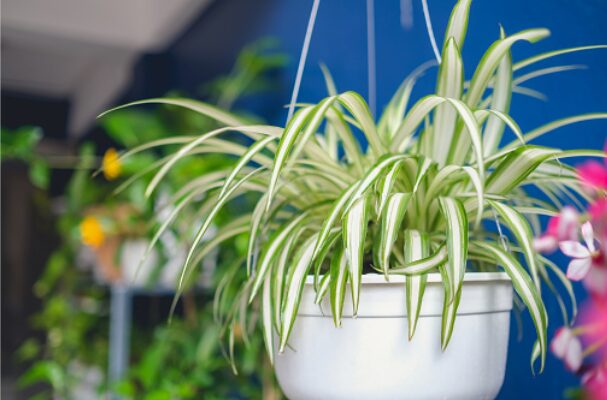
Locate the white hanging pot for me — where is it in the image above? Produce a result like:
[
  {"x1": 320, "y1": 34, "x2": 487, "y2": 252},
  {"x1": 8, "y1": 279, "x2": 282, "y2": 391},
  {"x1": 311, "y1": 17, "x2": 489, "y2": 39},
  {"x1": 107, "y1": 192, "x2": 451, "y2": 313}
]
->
[{"x1": 274, "y1": 272, "x2": 512, "y2": 400}]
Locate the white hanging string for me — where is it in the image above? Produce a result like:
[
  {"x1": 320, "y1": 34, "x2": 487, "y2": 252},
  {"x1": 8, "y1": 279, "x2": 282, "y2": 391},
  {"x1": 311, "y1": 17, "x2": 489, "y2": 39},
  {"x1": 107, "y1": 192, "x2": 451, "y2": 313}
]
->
[
  {"x1": 286, "y1": 0, "x2": 321, "y2": 123},
  {"x1": 366, "y1": 0, "x2": 377, "y2": 117},
  {"x1": 400, "y1": 0, "x2": 413, "y2": 29},
  {"x1": 421, "y1": 0, "x2": 441, "y2": 64}
]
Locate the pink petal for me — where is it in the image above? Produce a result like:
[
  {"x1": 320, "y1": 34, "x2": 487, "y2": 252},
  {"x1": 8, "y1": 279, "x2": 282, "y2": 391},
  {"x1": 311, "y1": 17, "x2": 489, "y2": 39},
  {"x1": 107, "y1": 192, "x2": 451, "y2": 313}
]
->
[
  {"x1": 567, "y1": 257, "x2": 593, "y2": 281},
  {"x1": 589, "y1": 198, "x2": 607, "y2": 220},
  {"x1": 583, "y1": 267, "x2": 607, "y2": 297},
  {"x1": 582, "y1": 221, "x2": 597, "y2": 253},
  {"x1": 546, "y1": 215, "x2": 561, "y2": 237},
  {"x1": 560, "y1": 241, "x2": 591, "y2": 258},
  {"x1": 578, "y1": 161, "x2": 607, "y2": 190},
  {"x1": 563, "y1": 335, "x2": 583, "y2": 372},
  {"x1": 533, "y1": 235, "x2": 558, "y2": 253},
  {"x1": 559, "y1": 207, "x2": 580, "y2": 241},
  {"x1": 551, "y1": 327, "x2": 573, "y2": 358}
]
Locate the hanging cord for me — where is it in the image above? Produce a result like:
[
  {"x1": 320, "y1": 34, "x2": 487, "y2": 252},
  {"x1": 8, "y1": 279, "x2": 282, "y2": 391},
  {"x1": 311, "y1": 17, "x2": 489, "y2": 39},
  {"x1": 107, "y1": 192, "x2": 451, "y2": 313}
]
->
[
  {"x1": 421, "y1": 0, "x2": 441, "y2": 64},
  {"x1": 366, "y1": 0, "x2": 377, "y2": 117},
  {"x1": 400, "y1": 0, "x2": 413, "y2": 29},
  {"x1": 286, "y1": 0, "x2": 321, "y2": 123}
]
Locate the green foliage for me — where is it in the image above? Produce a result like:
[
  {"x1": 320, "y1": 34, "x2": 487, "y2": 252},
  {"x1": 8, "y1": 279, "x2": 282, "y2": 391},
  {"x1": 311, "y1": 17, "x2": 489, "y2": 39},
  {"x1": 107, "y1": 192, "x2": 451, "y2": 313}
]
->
[
  {"x1": 18, "y1": 38, "x2": 287, "y2": 398},
  {"x1": 1, "y1": 126, "x2": 50, "y2": 189}
]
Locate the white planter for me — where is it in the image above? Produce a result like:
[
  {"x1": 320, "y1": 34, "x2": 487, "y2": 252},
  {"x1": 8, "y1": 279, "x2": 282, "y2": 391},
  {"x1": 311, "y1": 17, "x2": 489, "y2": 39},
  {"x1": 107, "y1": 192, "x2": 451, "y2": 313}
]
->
[{"x1": 274, "y1": 272, "x2": 513, "y2": 400}]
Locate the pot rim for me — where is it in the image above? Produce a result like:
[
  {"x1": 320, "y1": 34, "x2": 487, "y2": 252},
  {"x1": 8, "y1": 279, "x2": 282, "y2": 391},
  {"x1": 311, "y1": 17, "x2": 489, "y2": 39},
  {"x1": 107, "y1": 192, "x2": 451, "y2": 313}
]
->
[{"x1": 305, "y1": 271, "x2": 510, "y2": 285}]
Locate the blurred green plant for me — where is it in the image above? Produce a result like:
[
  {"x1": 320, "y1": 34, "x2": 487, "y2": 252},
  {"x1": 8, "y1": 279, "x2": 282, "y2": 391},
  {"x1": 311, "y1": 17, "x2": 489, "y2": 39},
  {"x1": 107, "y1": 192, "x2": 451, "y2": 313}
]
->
[
  {"x1": 13, "y1": 37, "x2": 287, "y2": 399},
  {"x1": 1, "y1": 126, "x2": 50, "y2": 189}
]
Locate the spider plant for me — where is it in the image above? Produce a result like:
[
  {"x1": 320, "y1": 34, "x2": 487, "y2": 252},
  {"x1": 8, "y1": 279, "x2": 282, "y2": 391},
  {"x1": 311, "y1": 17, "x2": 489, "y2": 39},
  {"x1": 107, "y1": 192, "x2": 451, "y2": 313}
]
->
[{"x1": 100, "y1": 0, "x2": 606, "y2": 374}]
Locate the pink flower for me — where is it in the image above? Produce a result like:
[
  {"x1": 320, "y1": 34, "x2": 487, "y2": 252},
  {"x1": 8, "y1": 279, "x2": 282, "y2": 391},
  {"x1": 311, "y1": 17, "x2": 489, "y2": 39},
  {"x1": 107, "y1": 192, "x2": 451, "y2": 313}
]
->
[
  {"x1": 534, "y1": 207, "x2": 580, "y2": 253},
  {"x1": 582, "y1": 362, "x2": 607, "y2": 400},
  {"x1": 560, "y1": 222, "x2": 600, "y2": 281},
  {"x1": 584, "y1": 267, "x2": 607, "y2": 299},
  {"x1": 579, "y1": 298, "x2": 607, "y2": 360},
  {"x1": 578, "y1": 162, "x2": 607, "y2": 191},
  {"x1": 551, "y1": 326, "x2": 584, "y2": 372},
  {"x1": 589, "y1": 198, "x2": 607, "y2": 250},
  {"x1": 577, "y1": 141, "x2": 607, "y2": 191}
]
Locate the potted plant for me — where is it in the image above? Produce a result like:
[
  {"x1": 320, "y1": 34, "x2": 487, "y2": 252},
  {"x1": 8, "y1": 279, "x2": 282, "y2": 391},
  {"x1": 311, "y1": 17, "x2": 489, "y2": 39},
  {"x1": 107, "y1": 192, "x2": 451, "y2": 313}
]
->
[{"x1": 102, "y1": 0, "x2": 606, "y2": 398}]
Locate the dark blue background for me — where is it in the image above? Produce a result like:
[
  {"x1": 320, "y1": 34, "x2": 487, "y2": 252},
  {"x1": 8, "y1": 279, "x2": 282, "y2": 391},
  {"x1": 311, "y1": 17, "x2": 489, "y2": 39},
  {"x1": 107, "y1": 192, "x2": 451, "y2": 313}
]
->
[{"x1": 101, "y1": 0, "x2": 607, "y2": 397}]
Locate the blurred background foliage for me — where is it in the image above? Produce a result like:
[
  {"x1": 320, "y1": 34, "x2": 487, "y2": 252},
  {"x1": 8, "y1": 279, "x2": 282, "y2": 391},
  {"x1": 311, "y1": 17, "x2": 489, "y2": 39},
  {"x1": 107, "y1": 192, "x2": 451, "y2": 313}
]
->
[{"x1": 2, "y1": 39, "x2": 287, "y2": 399}]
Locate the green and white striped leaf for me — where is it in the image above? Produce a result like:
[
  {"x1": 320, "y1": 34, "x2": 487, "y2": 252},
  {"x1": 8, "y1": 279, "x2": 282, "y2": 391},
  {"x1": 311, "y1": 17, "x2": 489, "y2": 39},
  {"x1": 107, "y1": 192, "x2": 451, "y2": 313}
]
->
[
  {"x1": 379, "y1": 61, "x2": 436, "y2": 139},
  {"x1": 474, "y1": 242, "x2": 547, "y2": 372},
  {"x1": 98, "y1": 97, "x2": 245, "y2": 126},
  {"x1": 443, "y1": 0, "x2": 471, "y2": 50},
  {"x1": 313, "y1": 184, "x2": 358, "y2": 260},
  {"x1": 513, "y1": 45, "x2": 607, "y2": 72},
  {"x1": 343, "y1": 196, "x2": 370, "y2": 315},
  {"x1": 266, "y1": 106, "x2": 317, "y2": 211},
  {"x1": 219, "y1": 136, "x2": 276, "y2": 198},
  {"x1": 330, "y1": 246, "x2": 348, "y2": 327},
  {"x1": 486, "y1": 146, "x2": 559, "y2": 194},
  {"x1": 379, "y1": 193, "x2": 412, "y2": 276},
  {"x1": 249, "y1": 212, "x2": 309, "y2": 303},
  {"x1": 404, "y1": 230, "x2": 430, "y2": 340},
  {"x1": 178, "y1": 168, "x2": 264, "y2": 296},
  {"x1": 439, "y1": 197, "x2": 468, "y2": 303},
  {"x1": 390, "y1": 245, "x2": 448, "y2": 275},
  {"x1": 314, "y1": 272, "x2": 331, "y2": 305},
  {"x1": 377, "y1": 161, "x2": 404, "y2": 216},
  {"x1": 279, "y1": 234, "x2": 319, "y2": 352},
  {"x1": 489, "y1": 200, "x2": 541, "y2": 292},
  {"x1": 261, "y1": 273, "x2": 275, "y2": 364},
  {"x1": 466, "y1": 29, "x2": 550, "y2": 107},
  {"x1": 483, "y1": 27, "x2": 513, "y2": 156},
  {"x1": 440, "y1": 275, "x2": 462, "y2": 350},
  {"x1": 432, "y1": 37, "x2": 463, "y2": 165},
  {"x1": 338, "y1": 91, "x2": 385, "y2": 154},
  {"x1": 344, "y1": 154, "x2": 409, "y2": 212}
]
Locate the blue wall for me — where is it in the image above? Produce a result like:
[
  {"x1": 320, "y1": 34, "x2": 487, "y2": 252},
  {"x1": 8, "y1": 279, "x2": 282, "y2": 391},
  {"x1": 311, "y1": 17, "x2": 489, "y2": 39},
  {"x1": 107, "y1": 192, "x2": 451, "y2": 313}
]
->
[{"x1": 240, "y1": 1, "x2": 607, "y2": 398}]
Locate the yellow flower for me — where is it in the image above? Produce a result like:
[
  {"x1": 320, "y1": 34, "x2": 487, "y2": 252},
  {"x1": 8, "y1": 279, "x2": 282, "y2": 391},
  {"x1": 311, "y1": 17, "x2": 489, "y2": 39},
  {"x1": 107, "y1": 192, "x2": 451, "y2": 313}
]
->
[
  {"x1": 102, "y1": 148, "x2": 122, "y2": 180},
  {"x1": 80, "y1": 216, "x2": 105, "y2": 247}
]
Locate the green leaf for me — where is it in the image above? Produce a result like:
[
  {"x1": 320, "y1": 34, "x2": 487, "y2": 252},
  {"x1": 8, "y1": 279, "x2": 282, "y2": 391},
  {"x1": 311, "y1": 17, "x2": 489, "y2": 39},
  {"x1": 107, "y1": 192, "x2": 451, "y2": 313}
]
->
[
  {"x1": 513, "y1": 45, "x2": 607, "y2": 72},
  {"x1": 261, "y1": 273, "x2": 275, "y2": 364},
  {"x1": 483, "y1": 27, "x2": 513, "y2": 157},
  {"x1": 473, "y1": 242, "x2": 547, "y2": 372},
  {"x1": 343, "y1": 196, "x2": 369, "y2": 316},
  {"x1": 489, "y1": 201, "x2": 541, "y2": 292},
  {"x1": 404, "y1": 230, "x2": 430, "y2": 340},
  {"x1": 378, "y1": 61, "x2": 436, "y2": 140},
  {"x1": 466, "y1": 29, "x2": 550, "y2": 107},
  {"x1": 377, "y1": 161, "x2": 404, "y2": 216},
  {"x1": 486, "y1": 146, "x2": 559, "y2": 194},
  {"x1": 219, "y1": 136, "x2": 276, "y2": 198},
  {"x1": 29, "y1": 159, "x2": 50, "y2": 190},
  {"x1": 338, "y1": 91, "x2": 385, "y2": 154},
  {"x1": 433, "y1": 37, "x2": 463, "y2": 165},
  {"x1": 329, "y1": 246, "x2": 348, "y2": 327},
  {"x1": 390, "y1": 245, "x2": 447, "y2": 275},
  {"x1": 439, "y1": 197, "x2": 468, "y2": 304},
  {"x1": 266, "y1": 106, "x2": 317, "y2": 211},
  {"x1": 443, "y1": 0, "x2": 472, "y2": 50},
  {"x1": 440, "y1": 273, "x2": 462, "y2": 350},
  {"x1": 98, "y1": 97, "x2": 245, "y2": 127},
  {"x1": 379, "y1": 193, "x2": 412, "y2": 276},
  {"x1": 507, "y1": 113, "x2": 607, "y2": 147},
  {"x1": 249, "y1": 212, "x2": 309, "y2": 303},
  {"x1": 279, "y1": 234, "x2": 319, "y2": 352}
]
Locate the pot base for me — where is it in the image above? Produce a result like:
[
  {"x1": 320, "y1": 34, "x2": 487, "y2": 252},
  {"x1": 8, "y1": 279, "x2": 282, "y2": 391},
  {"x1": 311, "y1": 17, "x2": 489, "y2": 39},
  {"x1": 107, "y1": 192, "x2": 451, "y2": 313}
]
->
[{"x1": 274, "y1": 273, "x2": 512, "y2": 400}]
